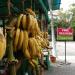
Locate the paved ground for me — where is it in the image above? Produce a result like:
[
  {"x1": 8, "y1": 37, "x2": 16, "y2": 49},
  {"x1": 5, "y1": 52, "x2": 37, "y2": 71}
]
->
[
  {"x1": 45, "y1": 61, "x2": 75, "y2": 75},
  {"x1": 45, "y1": 64, "x2": 75, "y2": 75},
  {"x1": 56, "y1": 42, "x2": 75, "y2": 56},
  {"x1": 56, "y1": 42, "x2": 75, "y2": 63},
  {"x1": 45, "y1": 42, "x2": 75, "y2": 75}
]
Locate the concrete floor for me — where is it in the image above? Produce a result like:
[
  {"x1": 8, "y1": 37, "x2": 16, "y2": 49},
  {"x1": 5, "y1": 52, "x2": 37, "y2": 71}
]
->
[
  {"x1": 45, "y1": 42, "x2": 75, "y2": 75},
  {"x1": 45, "y1": 62, "x2": 75, "y2": 75},
  {"x1": 56, "y1": 42, "x2": 75, "y2": 56}
]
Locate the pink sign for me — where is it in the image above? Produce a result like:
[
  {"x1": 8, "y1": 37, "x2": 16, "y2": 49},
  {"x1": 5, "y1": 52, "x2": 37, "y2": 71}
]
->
[{"x1": 57, "y1": 28, "x2": 73, "y2": 36}]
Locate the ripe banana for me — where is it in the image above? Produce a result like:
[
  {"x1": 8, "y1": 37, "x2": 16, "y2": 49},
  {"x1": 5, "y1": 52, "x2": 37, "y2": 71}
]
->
[
  {"x1": 17, "y1": 30, "x2": 24, "y2": 50},
  {"x1": 17, "y1": 14, "x2": 23, "y2": 28},
  {"x1": 23, "y1": 49, "x2": 31, "y2": 59},
  {"x1": 28, "y1": 38, "x2": 36, "y2": 57},
  {"x1": 0, "y1": 33, "x2": 6, "y2": 60},
  {"x1": 22, "y1": 31, "x2": 28, "y2": 50},
  {"x1": 22, "y1": 15, "x2": 26, "y2": 29},
  {"x1": 13, "y1": 28, "x2": 20, "y2": 52},
  {"x1": 27, "y1": 14, "x2": 33, "y2": 30},
  {"x1": 29, "y1": 60, "x2": 35, "y2": 68}
]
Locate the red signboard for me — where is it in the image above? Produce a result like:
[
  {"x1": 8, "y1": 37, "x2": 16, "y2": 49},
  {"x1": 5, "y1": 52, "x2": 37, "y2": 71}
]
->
[
  {"x1": 57, "y1": 28, "x2": 73, "y2": 35},
  {"x1": 57, "y1": 27, "x2": 73, "y2": 40}
]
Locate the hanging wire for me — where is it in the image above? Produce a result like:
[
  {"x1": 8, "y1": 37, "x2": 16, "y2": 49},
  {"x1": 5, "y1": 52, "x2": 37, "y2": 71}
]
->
[
  {"x1": 22, "y1": 0, "x2": 24, "y2": 13},
  {"x1": 33, "y1": 0, "x2": 35, "y2": 12},
  {"x1": 8, "y1": 0, "x2": 11, "y2": 15},
  {"x1": 30, "y1": 0, "x2": 32, "y2": 9}
]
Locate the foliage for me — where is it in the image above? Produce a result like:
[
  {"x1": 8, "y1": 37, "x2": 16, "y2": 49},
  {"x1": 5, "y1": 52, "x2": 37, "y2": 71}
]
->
[
  {"x1": 48, "y1": 4, "x2": 75, "y2": 34},
  {"x1": 69, "y1": 3, "x2": 75, "y2": 29}
]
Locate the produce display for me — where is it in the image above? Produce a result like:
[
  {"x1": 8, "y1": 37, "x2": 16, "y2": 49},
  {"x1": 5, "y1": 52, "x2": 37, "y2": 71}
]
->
[
  {"x1": 7, "y1": 9, "x2": 49, "y2": 69},
  {"x1": 0, "y1": 0, "x2": 51, "y2": 74},
  {"x1": 0, "y1": 7, "x2": 50, "y2": 75}
]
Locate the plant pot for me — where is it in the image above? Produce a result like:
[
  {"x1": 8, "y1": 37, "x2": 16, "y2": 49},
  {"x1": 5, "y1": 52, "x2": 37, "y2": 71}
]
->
[{"x1": 50, "y1": 55, "x2": 56, "y2": 63}]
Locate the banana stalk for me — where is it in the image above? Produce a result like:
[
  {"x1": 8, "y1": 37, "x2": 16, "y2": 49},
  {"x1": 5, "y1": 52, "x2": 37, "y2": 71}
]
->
[{"x1": 7, "y1": 29, "x2": 17, "y2": 75}]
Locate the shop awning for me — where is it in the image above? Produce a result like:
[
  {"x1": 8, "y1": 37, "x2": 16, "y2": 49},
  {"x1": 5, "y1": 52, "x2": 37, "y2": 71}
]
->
[
  {"x1": 0, "y1": 0, "x2": 61, "y2": 23},
  {"x1": 51, "y1": 0, "x2": 61, "y2": 10},
  {"x1": 38, "y1": 0, "x2": 50, "y2": 23},
  {"x1": 48, "y1": 0, "x2": 61, "y2": 10}
]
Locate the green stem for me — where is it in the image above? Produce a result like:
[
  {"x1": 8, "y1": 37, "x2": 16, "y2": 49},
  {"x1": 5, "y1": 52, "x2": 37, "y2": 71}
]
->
[{"x1": 7, "y1": 29, "x2": 16, "y2": 75}]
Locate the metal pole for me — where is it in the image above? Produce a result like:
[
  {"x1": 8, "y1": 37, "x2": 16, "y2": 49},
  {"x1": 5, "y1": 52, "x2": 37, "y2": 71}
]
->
[
  {"x1": 2, "y1": 19, "x2": 5, "y2": 36},
  {"x1": 8, "y1": 0, "x2": 11, "y2": 15},
  {"x1": 22, "y1": 0, "x2": 24, "y2": 13},
  {"x1": 50, "y1": 10, "x2": 56, "y2": 56},
  {"x1": 65, "y1": 40, "x2": 66, "y2": 63},
  {"x1": 48, "y1": 0, "x2": 56, "y2": 56}
]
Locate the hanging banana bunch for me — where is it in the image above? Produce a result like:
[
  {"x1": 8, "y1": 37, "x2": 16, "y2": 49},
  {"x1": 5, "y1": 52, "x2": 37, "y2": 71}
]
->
[
  {"x1": 0, "y1": 32, "x2": 6, "y2": 60},
  {"x1": 8, "y1": 9, "x2": 49, "y2": 60},
  {"x1": 26, "y1": 8, "x2": 36, "y2": 17}
]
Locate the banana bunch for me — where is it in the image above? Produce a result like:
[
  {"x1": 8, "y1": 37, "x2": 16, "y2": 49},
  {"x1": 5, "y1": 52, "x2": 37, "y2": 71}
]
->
[
  {"x1": 28, "y1": 38, "x2": 37, "y2": 57},
  {"x1": 43, "y1": 32, "x2": 48, "y2": 39},
  {"x1": 7, "y1": 9, "x2": 50, "y2": 68},
  {"x1": 28, "y1": 37, "x2": 42, "y2": 58},
  {"x1": 27, "y1": 14, "x2": 41, "y2": 37},
  {"x1": 11, "y1": 13, "x2": 41, "y2": 59},
  {"x1": 12, "y1": 14, "x2": 27, "y2": 51},
  {"x1": 26, "y1": 8, "x2": 36, "y2": 17},
  {"x1": 8, "y1": 9, "x2": 49, "y2": 63},
  {"x1": 0, "y1": 32, "x2": 6, "y2": 60},
  {"x1": 35, "y1": 31, "x2": 49, "y2": 49},
  {"x1": 29, "y1": 59, "x2": 38, "y2": 68}
]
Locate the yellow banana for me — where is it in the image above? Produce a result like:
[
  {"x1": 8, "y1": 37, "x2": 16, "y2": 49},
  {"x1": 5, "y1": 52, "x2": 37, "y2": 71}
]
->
[
  {"x1": 17, "y1": 30, "x2": 24, "y2": 50},
  {"x1": 0, "y1": 33, "x2": 6, "y2": 60},
  {"x1": 29, "y1": 60, "x2": 35, "y2": 68},
  {"x1": 17, "y1": 14, "x2": 23, "y2": 28},
  {"x1": 13, "y1": 28, "x2": 20, "y2": 52},
  {"x1": 23, "y1": 49, "x2": 31, "y2": 59},
  {"x1": 22, "y1": 15, "x2": 26, "y2": 29},
  {"x1": 22, "y1": 31, "x2": 28, "y2": 50},
  {"x1": 28, "y1": 38, "x2": 36, "y2": 57}
]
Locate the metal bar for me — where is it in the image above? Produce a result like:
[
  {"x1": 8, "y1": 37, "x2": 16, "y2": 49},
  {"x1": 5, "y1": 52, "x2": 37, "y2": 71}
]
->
[
  {"x1": 48, "y1": 0, "x2": 56, "y2": 56},
  {"x1": 2, "y1": 19, "x2": 5, "y2": 36},
  {"x1": 22, "y1": 0, "x2": 24, "y2": 13},
  {"x1": 65, "y1": 41, "x2": 67, "y2": 63},
  {"x1": 8, "y1": 0, "x2": 11, "y2": 15}
]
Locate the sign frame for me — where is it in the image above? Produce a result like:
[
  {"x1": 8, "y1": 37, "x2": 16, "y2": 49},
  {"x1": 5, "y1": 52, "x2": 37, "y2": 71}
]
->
[{"x1": 57, "y1": 27, "x2": 73, "y2": 41}]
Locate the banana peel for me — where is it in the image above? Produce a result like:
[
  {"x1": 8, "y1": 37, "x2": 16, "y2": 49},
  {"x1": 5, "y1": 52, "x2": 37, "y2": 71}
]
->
[
  {"x1": 22, "y1": 15, "x2": 26, "y2": 29},
  {"x1": 13, "y1": 28, "x2": 20, "y2": 52},
  {"x1": 17, "y1": 14, "x2": 23, "y2": 28},
  {"x1": 17, "y1": 30, "x2": 24, "y2": 50},
  {"x1": 0, "y1": 33, "x2": 6, "y2": 60},
  {"x1": 29, "y1": 60, "x2": 35, "y2": 68}
]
